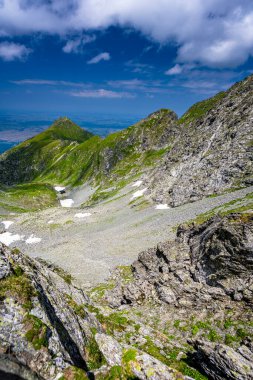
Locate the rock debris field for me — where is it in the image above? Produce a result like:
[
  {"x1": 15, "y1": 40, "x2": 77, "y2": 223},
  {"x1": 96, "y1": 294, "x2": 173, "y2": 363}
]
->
[{"x1": 0, "y1": 183, "x2": 252, "y2": 287}]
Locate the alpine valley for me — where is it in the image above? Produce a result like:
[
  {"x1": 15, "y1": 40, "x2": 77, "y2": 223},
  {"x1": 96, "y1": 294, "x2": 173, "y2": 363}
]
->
[{"x1": 0, "y1": 75, "x2": 253, "y2": 380}]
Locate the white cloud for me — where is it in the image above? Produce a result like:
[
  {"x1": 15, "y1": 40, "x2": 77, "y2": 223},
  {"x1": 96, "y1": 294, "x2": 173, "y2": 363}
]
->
[
  {"x1": 70, "y1": 89, "x2": 134, "y2": 98},
  {"x1": 165, "y1": 64, "x2": 183, "y2": 75},
  {"x1": 11, "y1": 79, "x2": 85, "y2": 87},
  {"x1": 0, "y1": 41, "x2": 31, "y2": 61},
  {"x1": 107, "y1": 79, "x2": 145, "y2": 89},
  {"x1": 0, "y1": 1, "x2": 253, "y2": 67},
  {"x1": 63, "y1": 39, "x2": 82, "y2": 54},
  {"x1": 63, "y1": 34, "x2": 96, "y2": 53},
  {"x1": 87, "y1": 52, "x2": 111, "y2": 64}
]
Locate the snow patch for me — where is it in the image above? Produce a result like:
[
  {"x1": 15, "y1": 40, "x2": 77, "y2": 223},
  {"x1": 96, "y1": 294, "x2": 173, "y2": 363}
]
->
[
  {"x1": 0, "y1": 232, "x2": 23, "y2": 246},
  {"x1": 74, "y1": 213, "x2": 92, "y2": 218},
  {"x1": 54, "y1": 186, "x2": 66, "y2": 192},
  {"x1": 60, "y1": 199, "x2": 74, "y2": 208},
  {"x1": 48, "y1": 220, "x2": 54, "y2": 224},
  {"x1": 131, "y1": 188, "x2": 147, "y2": 200},
  {"x1": 155, "y1": 204, "x2": 170, "y2": 210},
  {"x1": 132, "y1": 180, "x2": 143, "y2": 188},
  {"x1": 26, "y1": 235, "x2": 42, "y2": 244},
  {"x1": 1, "y1": 221, "x2": 14, "y2": 229}
]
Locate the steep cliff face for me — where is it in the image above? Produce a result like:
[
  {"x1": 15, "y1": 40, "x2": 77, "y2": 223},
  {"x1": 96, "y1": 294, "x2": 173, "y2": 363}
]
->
[{"x1": 147, "y1": 75, "x2": 253, "y2": 206}]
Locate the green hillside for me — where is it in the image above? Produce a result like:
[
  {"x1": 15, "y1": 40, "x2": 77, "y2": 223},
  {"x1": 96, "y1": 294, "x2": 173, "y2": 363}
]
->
[
  {"x1": 0, "y1": 117, "x2": 94, "y2": 186},
  {"x1": 0, "y1": 109, "x2": 178, "y2": 210}
]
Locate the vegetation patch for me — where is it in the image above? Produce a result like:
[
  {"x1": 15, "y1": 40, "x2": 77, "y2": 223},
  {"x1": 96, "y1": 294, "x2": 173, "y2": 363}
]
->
[
  {"x1": 0, "y1": 183, "x2": 57, "y2": 213},
  {"x1": 0, "y1": 271, "x2": 36, "y2": 310},
  {"x1": 188, "y1": 192, "x2": 253, "y2": 225},
  {"x1": 89, "y1": 281, "x2": 116, "y2": 301},
  {"x1": 178, "y1": 91, "x2": 226, "y2": 126},
  {"x1": 85, "y1": 335, "x2": 106, "y2": 370},
  {"x1": 25, "y1": 314, "x2": 49, "y2": 350},
  {"x1": 62, "y1": 366, "x2": 89, "y2": 380},
  {"x1": 65, "y1": 294, "x2": 86, "y2": 318}
]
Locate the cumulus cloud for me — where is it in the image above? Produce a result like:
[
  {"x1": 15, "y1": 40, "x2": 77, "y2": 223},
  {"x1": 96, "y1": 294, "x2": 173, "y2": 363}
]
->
[
  {"x1": 62, "y1": 34, "x2": 96, "y2": 53},
  {"x1": 0, "y1": 41, "x2": 31, "y2": 61},
  {"x1": 0, "y1": 1, "x2": 253, "y2": 67},
  {"x1": 87, "y1": 52, "x2": 111, "y2": 64},
  {"x1": 70, "y1": 89, "x2": 134, "y2": 98},
  {"x1": 165, "y1": 64, "x2": 183, "y2": 76}
]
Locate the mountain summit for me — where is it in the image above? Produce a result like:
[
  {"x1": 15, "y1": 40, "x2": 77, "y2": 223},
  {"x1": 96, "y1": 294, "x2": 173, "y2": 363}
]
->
[{"x1": 47, "y1": 117, "x2": 93, "y2": 143}]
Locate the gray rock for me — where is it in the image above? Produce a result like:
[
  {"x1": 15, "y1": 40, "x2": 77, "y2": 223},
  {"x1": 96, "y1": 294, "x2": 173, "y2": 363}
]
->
[
  {"x1": 107, "y1": 214, "x2": 253, "y2": 309},
  {"x1": 0, "y1": 242, "x2": 192, "y2": 380},
  {"x1": 0, "y1": 354, "x2": 43, "y2": 380},
  {"x1": 192, "y1": 339, "x2": 253, "y2": 380},
  {"x1": 95, "y1": 333, "x2": 122, "y2": 366},
  {"x1": 0, "y1": 244, "x2": 11, "y2": 279},
  {"x1": 147, "y1": 75, "x2": 253, "y2": 206}
]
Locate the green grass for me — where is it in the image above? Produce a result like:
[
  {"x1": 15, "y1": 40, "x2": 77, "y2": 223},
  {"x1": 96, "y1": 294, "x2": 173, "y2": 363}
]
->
[
  {"x1": 188, "y1": 192, "x2": 253, "y2": 225},
  {"x1": 85, "y1": 334, "x2": 106, "y2": 370},
  {"x1": 89, "y1": 281, "x2": 116, "y2": 301},
  {"x1": 178, "y1": 91, "x2": 226, "y2": 126},
  {"x1": 65, "y1": 294, "x2": 86, "y2": 318},
  {"x1": 0, "y1": 183, "x2": 58, "y2": 212},
  {"x1": 0, "y1": 268, "x2": 36, "y2": 310},
  {"x1": 25, "y1": 314, "x2": 49, "y2": 350},
  {"x1": 139, "y1": 336, "x2": 207, "y2": 380}
]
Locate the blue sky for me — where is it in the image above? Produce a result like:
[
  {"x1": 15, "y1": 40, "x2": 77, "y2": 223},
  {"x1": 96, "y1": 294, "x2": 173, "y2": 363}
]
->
[{"x1": 0, "y1": 1, "x2": 253, "y2": 118}]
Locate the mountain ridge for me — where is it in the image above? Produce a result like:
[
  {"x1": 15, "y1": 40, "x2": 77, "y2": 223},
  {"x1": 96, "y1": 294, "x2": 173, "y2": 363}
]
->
[{"x1": 0, "y1": 74, "x2": 252, "y2": 210}]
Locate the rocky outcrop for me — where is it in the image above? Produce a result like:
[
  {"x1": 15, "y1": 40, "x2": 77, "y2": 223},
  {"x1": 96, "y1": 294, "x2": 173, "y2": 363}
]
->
[
  {"x1": 107, "y1": 213, "x2": 253, "y2": 309},
  {"x1": 94, "y1": 334, "x2": 191, "y2": 380},
  {"x1": 192, "y1": 338, "x2": 253, "y2": 380},
  {"x1": 104, "y1": 213, "x2": 253, "y2": 379},
  {"x1": 0, "y1": 243, "x2": 102, "y2": 379},
  {"x1": 0, "y1": 243, "x2": 189, "y2": 380},
  {"x1": 148, "y1": 75, "x2": 253, "y2": 206}
]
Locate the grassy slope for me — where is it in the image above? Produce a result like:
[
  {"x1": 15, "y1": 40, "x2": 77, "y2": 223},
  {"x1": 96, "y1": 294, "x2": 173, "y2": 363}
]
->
[
  {"x1": 0, "y1": 183, "x2": 58, "y2": 213},
  {"x1": 178, "y1": 91, "x2": 226, "y2": 126},
  {"x1": 0, "y1": 117, "x2": 93, "y2": 186},
  {"x1": 0, "y1": 109, "x2": 178, "y2": 210}
]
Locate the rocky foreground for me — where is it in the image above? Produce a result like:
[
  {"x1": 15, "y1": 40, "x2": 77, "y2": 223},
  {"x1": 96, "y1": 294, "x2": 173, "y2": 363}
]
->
[{"x1": 0, "y1": 212, "x2": 253, "y2": 379}]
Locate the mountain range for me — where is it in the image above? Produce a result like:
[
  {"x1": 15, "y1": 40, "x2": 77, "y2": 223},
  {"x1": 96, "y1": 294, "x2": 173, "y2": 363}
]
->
[{"x1": 0, "y1": 75, "x2": 252, "y2": 213}]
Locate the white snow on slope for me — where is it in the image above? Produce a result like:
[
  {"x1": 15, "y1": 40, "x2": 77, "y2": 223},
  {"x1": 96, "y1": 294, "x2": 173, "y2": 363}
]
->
[
  {"x1": 26, "y1": 235, "x2": 42, "y2": 244},
  {"x1": 155, "y1": 204, "x2": 170, "y2": 210},
  {"x1": 1, "y1": 221, "x2": 14, "y2": 229},
  {"x1": 74, "y1": 213, "x2": 92, "y2": 218},
  {"x1": 0, "y1": 232, "x2": 24, "y2": 246},
  {"x1": 132, "y1": 180, "x2": 143, "y2": 188},
  {"x1": 54, "y1": 186, "x2": 66, "y2": 192},
  {"x1": 60, "y1": 199, "x2": 74, "y2": 208},
  {"x1": 131, "y1": 188, "x2": 147, "y2": 200}
]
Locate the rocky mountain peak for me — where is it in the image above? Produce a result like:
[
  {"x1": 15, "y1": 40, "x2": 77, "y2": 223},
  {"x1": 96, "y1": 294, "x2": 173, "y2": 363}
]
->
[
  {"x1": 147, "y1": 74, "x2": 253, "y2": 206},
  {"x1": 51, "y1": 116, "x2": 79, "y2": 129},
  {"x1": 145, "y1": 108, "x2": 178, "y2": 122}
]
